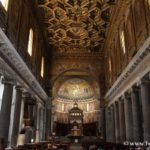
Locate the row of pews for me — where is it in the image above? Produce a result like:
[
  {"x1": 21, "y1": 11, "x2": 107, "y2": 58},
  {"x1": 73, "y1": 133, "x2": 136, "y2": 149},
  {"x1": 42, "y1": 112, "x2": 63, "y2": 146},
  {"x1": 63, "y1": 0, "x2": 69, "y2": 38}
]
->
[
  {"x1": 0, "y1": 137, "x2": 148, "y2": 150},
  {"x1": 81, "y1": 137, "x2": 147, "y2": 150},
  {"x1": 0, "y1": 138, "x2": 70, "y2": 150}
]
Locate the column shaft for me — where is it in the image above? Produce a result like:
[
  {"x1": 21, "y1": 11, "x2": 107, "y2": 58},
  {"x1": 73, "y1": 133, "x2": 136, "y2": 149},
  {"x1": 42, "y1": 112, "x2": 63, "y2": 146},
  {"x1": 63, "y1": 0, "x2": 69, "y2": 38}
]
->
[
  {"x1": 99, "y1": 107, "x2": 106, "y2": 140},
  {"x1": 131, "y1": 87, "x2": 143, "y2": 142},
  {"x1": 35, "y1": 105, "x2": 40, "y2": 142},
  {"x1": 114, "y1": 102, "x2": 120, "y2": 143},
  {"x1": 11, "y1": 86, "x2": 23, "y2": 146},
  {"x1": 106, "y1": 107, "x2": 112, "y2": 142},
  {"x1": 118, "y1": 99, "x2": 126, "y2": 142},
  {"x1": 140, "y1": 81, "x2": 150, "y2": 141},
  {"x1": 124, "y1": 94, "x2": 133, "y2": 141},
  {"x1": 0, "y1": 79, "x2": 14, "y2": 146},
  {"x1": 45, "y1": 108, "x2": 51, "y2": 139},
  {"x1": 110, "y1": 105, "x2": 115, "y2": 142}
]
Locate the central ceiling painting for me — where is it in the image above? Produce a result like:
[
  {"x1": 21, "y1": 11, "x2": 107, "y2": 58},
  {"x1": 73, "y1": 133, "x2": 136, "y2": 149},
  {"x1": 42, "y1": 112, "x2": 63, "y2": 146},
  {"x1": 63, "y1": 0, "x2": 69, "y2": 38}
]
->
[{"x1": 38, "y1": 0, "x2": 111, "y2": 53}]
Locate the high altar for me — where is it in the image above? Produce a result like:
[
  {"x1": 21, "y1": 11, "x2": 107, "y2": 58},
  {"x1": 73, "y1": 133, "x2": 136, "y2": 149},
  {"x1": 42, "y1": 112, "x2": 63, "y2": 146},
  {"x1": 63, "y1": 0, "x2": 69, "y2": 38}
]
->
[{"x1": 68, "y1": 103, "x2": 83, "y2": 137}]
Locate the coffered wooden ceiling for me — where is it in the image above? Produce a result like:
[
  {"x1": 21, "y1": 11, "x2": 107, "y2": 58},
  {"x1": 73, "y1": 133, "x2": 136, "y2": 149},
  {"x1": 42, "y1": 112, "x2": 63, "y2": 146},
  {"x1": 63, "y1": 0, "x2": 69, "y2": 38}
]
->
[{"x1": 37, "y1": 0, "x2": 114, "y2": 54}]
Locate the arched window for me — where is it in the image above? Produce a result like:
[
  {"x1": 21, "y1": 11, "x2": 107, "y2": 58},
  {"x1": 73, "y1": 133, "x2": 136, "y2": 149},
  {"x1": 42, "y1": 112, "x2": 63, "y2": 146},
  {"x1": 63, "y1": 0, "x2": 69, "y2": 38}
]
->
[
  {"x1": 0, "y1": 0, "x2": 9, "y2": 11},
  {"x1": 27, "y1": 28, "x2": 34, "y2": 56},
  {"x1": 120, "y1": 30, "x2": 126, "y2": 54},
  {"x1": 87, "y1": 103, "x2": 89, "y2": 111},
  {"x1": 62, "y1": 103, "x2": 65, "y2": 111},
  {"x1": 40, "y1": 56, "x2": 44, "y2": 78}
]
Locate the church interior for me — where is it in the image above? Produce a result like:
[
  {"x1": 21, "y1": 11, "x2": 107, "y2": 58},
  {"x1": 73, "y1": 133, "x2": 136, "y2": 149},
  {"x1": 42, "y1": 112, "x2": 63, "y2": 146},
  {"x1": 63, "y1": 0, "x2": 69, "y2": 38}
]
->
[{"x1": 0, "y1": 0, "x2": 150, "y2": 149}]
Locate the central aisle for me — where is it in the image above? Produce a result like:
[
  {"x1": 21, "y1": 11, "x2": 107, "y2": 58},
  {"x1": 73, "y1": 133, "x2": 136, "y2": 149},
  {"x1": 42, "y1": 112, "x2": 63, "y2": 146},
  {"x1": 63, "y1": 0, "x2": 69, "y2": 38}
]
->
[{"x1": 69, "y1": 143, "x2": 84, "y2": 150}]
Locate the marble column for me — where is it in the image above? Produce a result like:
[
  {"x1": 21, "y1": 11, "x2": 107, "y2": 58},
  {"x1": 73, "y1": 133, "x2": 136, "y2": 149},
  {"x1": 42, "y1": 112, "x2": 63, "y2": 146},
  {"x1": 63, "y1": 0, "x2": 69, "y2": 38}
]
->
[
  {"x1": 124, "y1": 93, "x2": 133, "y2": 141},
  {"x1": 105, "y1": 107, "x2": 109, "y2": 142},
  {"x1": 23, "y1": 93, "x2": 35, "y2": 143},
  {"x1": 140, "y1": 79, "x2": 150, "y2": 141},
  {"x1": 0, "y1": 78, "x2": 14, "y2": 146},
  {"x1": 118, "y1": 98, "x2": 126, "y2": 142},
  {"x1": 40, "y1": 108, "x2": 45, "y2": 141},
  {"x1": 47, "y1": 109, "x2": 51, "y2": 138},
  {"x1": 110, "y1": 105, "x2": 115, "y2": 142},
  {"x1": 114, "y1": 102, "x2": 120, "y2": 143},
  {"x1": 42, "y1": 108, "x2": 47, "y2": 140},
  {"x1": 33, "y1": 103, "x2": 38, "y2": 141},
  {"x1": 106, "y1": 107, "x2": 111, "y2": 142},
  {"x1": 35, "y1": 105, "x2": 40, "y2": 142},
  {"x1": 131, "y1": 86, "x2": 143, "y2": 142},
  {"x1": 45, "y1": 107, "x2": 51, "y2": 139},
  {"x1": 11, "y1": 86, "x2": 23, "y2": 147},
  {"x1": 99, "y1": 107, "x2": 106, "y2": 140}
]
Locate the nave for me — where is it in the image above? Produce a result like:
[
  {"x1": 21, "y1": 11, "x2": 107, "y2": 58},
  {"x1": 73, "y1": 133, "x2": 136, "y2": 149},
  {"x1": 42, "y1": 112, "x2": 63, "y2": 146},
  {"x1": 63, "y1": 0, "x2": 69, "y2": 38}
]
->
[{"x1": 0, "y1": 0, "x2": 150, "y2": 150}]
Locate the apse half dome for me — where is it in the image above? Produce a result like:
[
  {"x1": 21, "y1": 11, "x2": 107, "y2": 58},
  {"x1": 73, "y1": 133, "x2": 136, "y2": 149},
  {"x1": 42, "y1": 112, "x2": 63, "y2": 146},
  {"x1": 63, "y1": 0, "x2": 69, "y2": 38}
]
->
[{"x1": 57, "y1": 78, "x2": 95, "y2": 100}]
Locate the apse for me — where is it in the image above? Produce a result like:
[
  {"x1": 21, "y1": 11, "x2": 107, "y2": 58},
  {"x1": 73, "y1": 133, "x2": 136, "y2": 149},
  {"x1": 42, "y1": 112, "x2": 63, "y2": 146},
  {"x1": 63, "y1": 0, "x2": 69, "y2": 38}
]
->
[{"x1": 52, "y1": 77, "x2": 100, "y2": 124}]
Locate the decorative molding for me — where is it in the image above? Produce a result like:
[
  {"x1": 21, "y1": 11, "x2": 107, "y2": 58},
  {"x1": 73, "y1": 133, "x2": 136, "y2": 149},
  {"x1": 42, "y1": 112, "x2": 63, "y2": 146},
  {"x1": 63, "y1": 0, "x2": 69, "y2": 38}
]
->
[
  {"x1": 105, "y1": 37, "x2": 150, "y2": 106},
  {"x1": 0, "y1": 28, "x2": 48, "y2": 104}
]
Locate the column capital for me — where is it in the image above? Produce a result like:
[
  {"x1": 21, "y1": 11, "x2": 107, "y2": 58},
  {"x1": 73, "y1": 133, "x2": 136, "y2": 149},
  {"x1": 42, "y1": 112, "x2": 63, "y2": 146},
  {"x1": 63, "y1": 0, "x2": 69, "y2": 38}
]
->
[
  {"x1": 135, "y1": 81, "x2": 141, "y2": 87},
  {"x1": 118, "y1": 97, "x2": 124, "y2": 103},
  {"x1": 140, "y1": 79, "x2": 150, "y2": 85},
  {"x1": 107, "y1": 107, "x2": 111, "y2": 114},
  {"x1": 131, "y1": 86, "x2": 140, "y2": 93},
  {"x1": 15, "y1": 86, "x2": 23, "y2": 91},
  {"x1": 110, "y1": 104, "x2": 114, "y2": 109},
  {"x1": 114, "y1": 100, "x2": 119, "y2": 105},
  {"x1": 124, "y1": 92, "x2": 131, "y2": 100},
  {"x1": 2, "y1": 77, "x2": 14, "y2": 85},
  {"x1": 139, "y1": 74, "x2": 150, "y2": 85},
  {"x1": 120, "y1": 95, "x2": 125, "y2": 100},
  {"x1": 23, "y1": 92, "x2": 36, "y2": 105}
]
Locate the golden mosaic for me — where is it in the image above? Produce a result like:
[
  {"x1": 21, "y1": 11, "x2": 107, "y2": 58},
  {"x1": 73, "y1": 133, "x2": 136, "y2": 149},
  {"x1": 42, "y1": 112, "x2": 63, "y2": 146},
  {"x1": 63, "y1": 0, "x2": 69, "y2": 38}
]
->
[{"x1": 57, "y1": 78, "x2": 94, "y2": 100}]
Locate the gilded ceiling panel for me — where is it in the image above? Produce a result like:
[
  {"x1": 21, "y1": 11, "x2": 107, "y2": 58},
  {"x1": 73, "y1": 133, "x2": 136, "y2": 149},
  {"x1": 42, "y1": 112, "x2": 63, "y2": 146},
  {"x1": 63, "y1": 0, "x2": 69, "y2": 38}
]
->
[{"x1": 38, "y1": 0, "x2": 111, "y2": 53}]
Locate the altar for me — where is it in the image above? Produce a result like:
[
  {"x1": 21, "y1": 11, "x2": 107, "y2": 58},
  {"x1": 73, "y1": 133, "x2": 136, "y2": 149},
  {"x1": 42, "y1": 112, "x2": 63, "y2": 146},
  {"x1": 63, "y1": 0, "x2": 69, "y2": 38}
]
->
[
  {"x1": 68, "y1": 102, "x2": 83, "y2": 140},
  {"x1": 70, "y1": 126, "x2": 82, "y2": 137}
]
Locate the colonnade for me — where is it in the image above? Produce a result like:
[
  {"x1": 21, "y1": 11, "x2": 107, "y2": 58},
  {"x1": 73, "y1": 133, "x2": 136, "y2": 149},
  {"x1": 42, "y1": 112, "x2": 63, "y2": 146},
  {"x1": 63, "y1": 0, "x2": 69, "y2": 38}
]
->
[
  {"x1": 105, "y1": 74, "x2": 150, "y2": 143},
  {"x1": 0, "y1": 73, "x2": 50, "y2": 147}
]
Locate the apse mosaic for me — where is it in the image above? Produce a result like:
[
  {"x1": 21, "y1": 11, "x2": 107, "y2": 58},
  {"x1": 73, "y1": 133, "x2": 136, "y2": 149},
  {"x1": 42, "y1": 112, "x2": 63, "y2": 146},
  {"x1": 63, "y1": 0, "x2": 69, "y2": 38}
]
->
[
  {"x1": 38, "y1": 0, "x2": 111, "y2": 53},
  {"x1": 57, "y1": 78, "x2": 94, "y2": 100},
  {"x1": 53, "y1": 77, "x2": 100, "y2": 123}
]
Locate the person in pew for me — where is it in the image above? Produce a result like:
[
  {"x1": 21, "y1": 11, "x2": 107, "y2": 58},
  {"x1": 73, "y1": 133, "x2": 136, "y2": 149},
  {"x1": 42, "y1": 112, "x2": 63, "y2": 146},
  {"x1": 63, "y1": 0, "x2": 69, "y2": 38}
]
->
[{"x1": 89, "y1": 144, "x2": 97, "y2": 150}]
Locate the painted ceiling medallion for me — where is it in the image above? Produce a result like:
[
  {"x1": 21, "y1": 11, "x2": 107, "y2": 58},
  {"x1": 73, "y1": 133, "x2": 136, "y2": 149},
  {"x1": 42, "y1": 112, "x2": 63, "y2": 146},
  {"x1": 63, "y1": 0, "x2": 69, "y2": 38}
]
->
[{"x1": 38, "y1": 0, "x2": 111, "y2": 53}]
